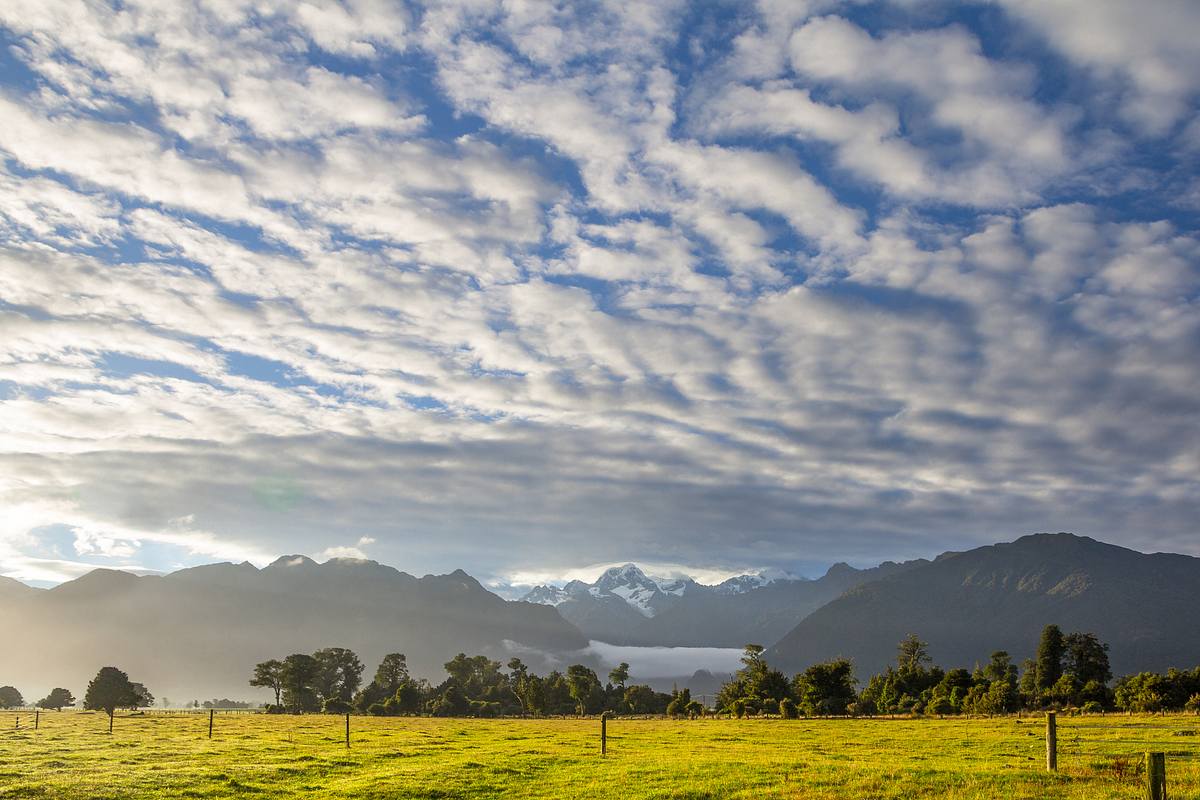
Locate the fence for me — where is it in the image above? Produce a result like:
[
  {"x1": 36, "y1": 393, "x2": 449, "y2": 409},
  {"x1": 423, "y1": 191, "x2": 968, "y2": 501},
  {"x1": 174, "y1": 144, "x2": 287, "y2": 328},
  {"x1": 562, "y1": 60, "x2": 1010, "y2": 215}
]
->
[
  {"x1": 1044, "y1": 710, "x2": 1200, "y2": 796},
  {"x1": 7, "y1": 708, "x2": 1200, "y2": 779}
]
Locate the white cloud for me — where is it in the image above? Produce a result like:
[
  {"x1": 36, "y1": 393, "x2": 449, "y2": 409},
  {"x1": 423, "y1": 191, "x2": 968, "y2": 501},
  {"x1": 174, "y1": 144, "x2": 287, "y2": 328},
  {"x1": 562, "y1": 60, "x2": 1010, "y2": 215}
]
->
[
  {"x1": 784, "y1": 16, "x2": 1073, "y2": 201},
  {"x1": 995, "y1": 0, "x2": 1200, "y2": 135},
  {"x1": 0, "y1": 0, "x2": 1195, "y2": 585}
]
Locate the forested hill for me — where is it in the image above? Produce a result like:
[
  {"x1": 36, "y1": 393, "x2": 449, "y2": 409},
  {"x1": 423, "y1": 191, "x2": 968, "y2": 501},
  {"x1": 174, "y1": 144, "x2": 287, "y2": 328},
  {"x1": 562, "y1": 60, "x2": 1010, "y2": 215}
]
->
[
  {"x1": 767, "y1": 533, "x2": 1200, "y2": 677},
  {"x1": 0, "y1": 556, "x2": 587, "y2": 701}
]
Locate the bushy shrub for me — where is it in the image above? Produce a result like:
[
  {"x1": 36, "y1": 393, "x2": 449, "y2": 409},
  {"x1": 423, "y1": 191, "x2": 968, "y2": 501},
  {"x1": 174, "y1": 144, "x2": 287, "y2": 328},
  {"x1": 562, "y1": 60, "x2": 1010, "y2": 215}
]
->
[{"x1": 779, "y1": 698, "x2": 798, "y2": 719}]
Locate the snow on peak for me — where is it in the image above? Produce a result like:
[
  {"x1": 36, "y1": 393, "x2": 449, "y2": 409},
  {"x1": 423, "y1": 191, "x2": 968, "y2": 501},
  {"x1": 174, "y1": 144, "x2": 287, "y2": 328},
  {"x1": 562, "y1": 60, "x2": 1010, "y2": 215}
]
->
[
  {"x1": 520, "y1": 562, "x2": 804, "y2": 612},
  {"x1": 521, "y1": 584, "x2": 572, "y2": 606},
  {"x1": 715, "y1": 568, "x2": 802, "y2": 594}
]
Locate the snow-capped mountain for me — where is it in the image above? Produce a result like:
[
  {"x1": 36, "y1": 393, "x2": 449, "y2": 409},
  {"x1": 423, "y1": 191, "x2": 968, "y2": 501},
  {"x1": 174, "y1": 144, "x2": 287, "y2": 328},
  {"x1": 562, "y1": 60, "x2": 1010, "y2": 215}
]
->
[
  {"x1": 522, "y1": 564, "x2": 696, "y2": 623},
  {"x1": 520, "y1": 559, "x2": 925, "y2": 647},
  {"x1": 522, "y1": 563, "x2": 802, "y2": 618},
  {"x1": 521, "y1": 584, "x2": 573, "y2": 606},
  {"x1": 714, "y1": 567, "x2": 802, "y2": 595}
]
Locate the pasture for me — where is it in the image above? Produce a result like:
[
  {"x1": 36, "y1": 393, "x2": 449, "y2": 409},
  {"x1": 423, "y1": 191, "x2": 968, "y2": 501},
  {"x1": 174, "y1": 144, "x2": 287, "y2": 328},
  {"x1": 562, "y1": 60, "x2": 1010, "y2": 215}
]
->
[{"x1": 2, "y1": 711, "x2": 1198, "y2": 798}]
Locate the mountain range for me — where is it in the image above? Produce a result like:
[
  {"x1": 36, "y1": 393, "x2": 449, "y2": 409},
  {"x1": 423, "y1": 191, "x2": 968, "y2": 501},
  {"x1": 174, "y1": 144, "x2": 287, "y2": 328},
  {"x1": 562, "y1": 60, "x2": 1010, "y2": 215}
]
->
[
  {"x1": 0, "y1": 556, "x2": 585, "y2": 702},
  {"x1": 767, "y1": 533, "x2": 1200, "y2": 677},
  {"x1": 520, "y1": 560, "x2": 923, "y2": 647},
  {"x1": 4, "y1": 532, "x2": 1200, "y2": 702}
]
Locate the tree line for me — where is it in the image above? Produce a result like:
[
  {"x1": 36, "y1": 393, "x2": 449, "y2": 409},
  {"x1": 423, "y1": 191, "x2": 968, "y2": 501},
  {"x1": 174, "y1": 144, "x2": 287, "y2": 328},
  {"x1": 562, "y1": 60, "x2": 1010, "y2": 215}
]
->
[
  {"x1": 248, "y1": 625, "x2": 1200, "y2": 718},
  {"x1": 0, "y1": 667, "x2": 157, "y2": 719},
  {"x1": 717, "y1": 626, "x2": 1200, "y2": 718},
  {"x1": 249, "y1": 649, "x2": 699, "y2": 717},
  {"x1": 5, "y1": 623, "x2": 1199, "y2": 718},
  {"x1": 0, "y1": 686, "x2": 76, "y2": 711}
]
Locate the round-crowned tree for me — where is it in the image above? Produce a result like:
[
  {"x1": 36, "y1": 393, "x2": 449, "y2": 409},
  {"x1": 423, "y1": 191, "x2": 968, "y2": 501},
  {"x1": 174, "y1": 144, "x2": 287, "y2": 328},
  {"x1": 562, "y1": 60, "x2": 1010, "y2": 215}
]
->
[
  {"x1": 37, "y1": 688, "x2": 76, "y2": 710},
  {"x1": 0, "y1": 686, "x2": 23, "y2": 709},
  {"x1": 84, "y1": 667, "x2": 137, "y2": 720}
]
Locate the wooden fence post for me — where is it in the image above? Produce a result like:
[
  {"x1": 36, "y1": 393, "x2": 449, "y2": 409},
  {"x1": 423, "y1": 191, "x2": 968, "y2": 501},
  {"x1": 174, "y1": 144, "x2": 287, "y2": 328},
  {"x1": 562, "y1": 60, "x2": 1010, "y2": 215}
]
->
[
  {"x1": 1145, "y1": 752, "x2": 1165, "y2": 800},
  {"x1": 209, "y1": 709, "x2": 214, "y2": 739},
  {"x1": 1045, "y1": 712, "x2": 1057, "y2": 772},
  {"x1": 345, "y1": 714, "x2": 350, "y2": 749},
  {"x1": 108, "y1": 712, "x2": 114, "y2": 735},
  {"x1": 601, "y1": 712, "x2": 609, "y2": 756},
  {"x1": 35, "y1": 709, "x2": 39, "y2": 730}
]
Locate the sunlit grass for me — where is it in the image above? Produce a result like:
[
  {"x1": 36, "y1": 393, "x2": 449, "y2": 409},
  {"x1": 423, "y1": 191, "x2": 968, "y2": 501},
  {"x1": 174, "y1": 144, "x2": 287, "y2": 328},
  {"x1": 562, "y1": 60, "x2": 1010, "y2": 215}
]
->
[{"x1": 2, "y1": 711, "x2": 1198, "y2": 798}]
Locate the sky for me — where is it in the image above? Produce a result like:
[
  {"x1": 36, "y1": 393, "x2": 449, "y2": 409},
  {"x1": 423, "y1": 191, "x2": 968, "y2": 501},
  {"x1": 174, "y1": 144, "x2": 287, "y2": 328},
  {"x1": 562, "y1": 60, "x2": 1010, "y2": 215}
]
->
[{"x1": 0, "y1": 0, "x2": 1197, "y2": 590}]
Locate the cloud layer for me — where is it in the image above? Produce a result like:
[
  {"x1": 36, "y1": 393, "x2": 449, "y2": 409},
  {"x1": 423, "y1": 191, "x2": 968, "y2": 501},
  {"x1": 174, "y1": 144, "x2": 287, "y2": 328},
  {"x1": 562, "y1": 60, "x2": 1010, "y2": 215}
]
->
[{"x1": 0, "y1": 0, "x2": 1196, "y2": 585}]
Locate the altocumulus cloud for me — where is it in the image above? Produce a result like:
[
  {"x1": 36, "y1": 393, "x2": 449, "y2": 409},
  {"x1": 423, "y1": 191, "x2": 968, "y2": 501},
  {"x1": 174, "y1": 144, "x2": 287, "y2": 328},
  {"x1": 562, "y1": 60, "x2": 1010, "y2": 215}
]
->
[{"x1": 0, "y1": 0, "x2": 1197, "y2": 585}]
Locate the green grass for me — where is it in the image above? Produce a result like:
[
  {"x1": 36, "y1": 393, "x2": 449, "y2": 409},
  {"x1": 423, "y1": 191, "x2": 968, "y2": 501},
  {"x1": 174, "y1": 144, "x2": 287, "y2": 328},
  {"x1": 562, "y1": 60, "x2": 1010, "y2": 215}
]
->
[{"x1": 2, "y1": 711, "x2": 1199, "y2": 798}]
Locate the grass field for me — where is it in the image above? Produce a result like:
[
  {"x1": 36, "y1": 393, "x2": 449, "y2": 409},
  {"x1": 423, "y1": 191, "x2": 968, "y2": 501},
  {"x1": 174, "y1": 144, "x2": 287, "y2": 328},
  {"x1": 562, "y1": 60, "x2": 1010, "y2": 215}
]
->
[{"x1": 3, "y1": 711, "x2": 1199, "y2": 798}]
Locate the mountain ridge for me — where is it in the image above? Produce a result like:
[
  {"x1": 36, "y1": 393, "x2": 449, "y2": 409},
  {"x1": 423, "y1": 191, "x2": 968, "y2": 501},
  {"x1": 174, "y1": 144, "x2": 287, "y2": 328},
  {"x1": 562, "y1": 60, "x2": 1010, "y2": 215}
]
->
[
  {"x1": 0, "y1": 556, "x2": 587, "y2": 702},
  {"x1": 519, "y1": 558, "x2": 926, "y2": 647},
  {"x1": 767, "y1": 532, "x2": 1200, "y2": 677}
]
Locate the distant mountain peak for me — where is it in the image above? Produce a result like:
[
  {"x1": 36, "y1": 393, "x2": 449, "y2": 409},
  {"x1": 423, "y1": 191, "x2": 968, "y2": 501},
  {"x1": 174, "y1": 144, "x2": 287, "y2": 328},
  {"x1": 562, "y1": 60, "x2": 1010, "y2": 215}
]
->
[
  {"x1": 267, "y1": 554, "x2": 317, "y2": 569},
  {"x1": 521, "y1": 561, "x2": 809, "y2": 618},
  {"x1": 48, "y1": 567, "x2": 140, "y2": 596}
]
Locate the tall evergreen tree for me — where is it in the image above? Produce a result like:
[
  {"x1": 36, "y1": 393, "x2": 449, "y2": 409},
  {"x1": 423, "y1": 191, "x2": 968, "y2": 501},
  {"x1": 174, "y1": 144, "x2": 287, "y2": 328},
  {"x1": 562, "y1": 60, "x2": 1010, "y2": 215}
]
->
[{"x1": 1036, "y1": 624, "x2": 1065, "y2": 690}]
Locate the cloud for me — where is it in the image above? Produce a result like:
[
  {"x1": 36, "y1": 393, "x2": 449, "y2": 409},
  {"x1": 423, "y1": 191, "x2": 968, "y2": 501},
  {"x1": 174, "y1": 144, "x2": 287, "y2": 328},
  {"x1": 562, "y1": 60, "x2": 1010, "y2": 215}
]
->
[
  {"x1": 0, "y1": 0, "x2": 1196, "y2": 586},
  {"x1": 994, "y1": 0, "x2": 1200, "y2": 135}
]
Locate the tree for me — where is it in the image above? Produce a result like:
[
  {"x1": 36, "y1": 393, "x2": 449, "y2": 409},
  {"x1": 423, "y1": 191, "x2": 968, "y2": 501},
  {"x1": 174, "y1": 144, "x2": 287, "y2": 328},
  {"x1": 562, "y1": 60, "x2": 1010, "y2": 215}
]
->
[
  {"x1": 431, "y1": 682, "x2": 470, "y2": 716},
  {"x1": 1036, "y1": 624, "x2": 1065, "y2": 691},
  {"x1": 792, "y1": 659, "x2": 857, "y2": 716},
  {"x1": 507, "y1": 658, "x2": 533, "y2": 716},
  {"x1": 666, "y1": 687, "x2": 692, "y2": 718},
  {"x1": 250, "y1": 659, "x2": 285, "y2": 706},
  {"x1": 313, "y1": 647, "x2": 364, "y2": 704},
  {"x1": 897, "y1": 634, "x2": 931, "y2": 672},
  {"x1": 393, "y1": 681, "x2": 423, "y2": 715},
  {"x1": 1018, "y1": 658, "x2": 1039, "y2": 705},
  {"x1": 608, "y1": 662, "x2": 630, "y2": 690},
  {"x1": 37, "y1": 688, "x2": 75, "y2": 711},
  {"x1": 1114, "y1": 673, "x2": 1165, "y2": 713},
  {"x1": 129, "y1": 683, "x2": 154, "y2": 710},
  {"x1": 717, "y1": 644, "x2": 792, "y2": 715},
  {"x1": 374, "y1": 653, "x2": 409, "y2": 693},
  {"x1": 1063, "y1": 632, "x2": 1111, "y2": 687},
  {"x1": 982, "y1": 651, "x2": 1018, "y2": 685},
  {"x1": 623, "y1": 684, "x2": 657, "y2": 714},
  {"x1": 280, "y1": 653, "x2": 321, "y2": 713},
  {"x1": 565, "y1": 665, "x2": 602, "y2": 716},
  {"x1": 83, "y1": 667, "x2": 137, "y2": 722},
  {"x1": 0, "y1": 686, "x2": 23, "y2": 709},
  {"x1": 983, "y1": 677, "x2": 1018, "y2": 714},
  {"x1": 741, "y1": 644, "x2": 765, "y2": 670}
]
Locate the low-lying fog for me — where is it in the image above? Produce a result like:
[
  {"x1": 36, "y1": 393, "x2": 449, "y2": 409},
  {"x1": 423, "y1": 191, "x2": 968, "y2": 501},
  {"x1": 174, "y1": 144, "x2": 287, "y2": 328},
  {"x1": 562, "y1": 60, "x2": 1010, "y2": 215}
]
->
[{"x1": 581, "y1": 641, "x2": 742, "y2": 679}]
